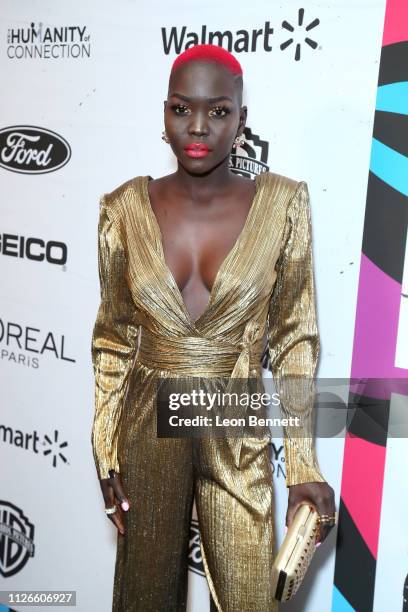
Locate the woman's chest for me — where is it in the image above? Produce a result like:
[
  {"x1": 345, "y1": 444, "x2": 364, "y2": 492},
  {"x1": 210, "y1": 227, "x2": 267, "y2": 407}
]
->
[{"x1": 118, "y1": 176, "x2": 290, "y2": 329}]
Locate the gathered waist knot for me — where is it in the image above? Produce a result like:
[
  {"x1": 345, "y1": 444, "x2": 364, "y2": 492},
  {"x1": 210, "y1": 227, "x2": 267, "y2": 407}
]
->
[{"x1": 137, "y1": 318, "x2": 264, "y2": 378}]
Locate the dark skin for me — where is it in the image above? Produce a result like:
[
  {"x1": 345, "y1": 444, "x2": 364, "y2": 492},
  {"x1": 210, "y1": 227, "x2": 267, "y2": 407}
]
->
[{"x1": 100, "y1": 60, "x2": 336, "y2": 545}]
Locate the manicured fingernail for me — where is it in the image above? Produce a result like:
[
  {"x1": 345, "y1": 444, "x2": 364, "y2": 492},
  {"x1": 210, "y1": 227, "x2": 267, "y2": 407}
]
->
[
  {"x1": 284, "y1": 526, "x2": 288, "y2": 533},
  {"x1": 121, "y1": 501, "x2": 129, "y2": 511},
  {"x1": 315, "y1": 542, "x2": 321, "y2": 548}
]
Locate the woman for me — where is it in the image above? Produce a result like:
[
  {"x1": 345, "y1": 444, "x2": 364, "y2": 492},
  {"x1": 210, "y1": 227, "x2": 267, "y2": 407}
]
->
[{"x1": 91, "y1": 44, "x2": 336, "y2": 612}]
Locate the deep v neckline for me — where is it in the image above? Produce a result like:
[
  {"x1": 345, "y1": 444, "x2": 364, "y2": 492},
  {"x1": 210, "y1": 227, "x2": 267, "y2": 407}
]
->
[{"x1": 139, "y1": 173, "x2": 264, "y2": 330}]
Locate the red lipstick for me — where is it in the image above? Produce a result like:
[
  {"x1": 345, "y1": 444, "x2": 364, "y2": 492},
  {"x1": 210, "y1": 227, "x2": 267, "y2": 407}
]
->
[{"x1": 184, "y1": 142, "x2": 210, "y2": 158}]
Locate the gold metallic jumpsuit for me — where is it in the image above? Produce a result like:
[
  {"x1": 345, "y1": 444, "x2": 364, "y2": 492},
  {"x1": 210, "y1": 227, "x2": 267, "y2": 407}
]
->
[{"x1": 91, "y1": 171, "x2": 325, "y2": 612}]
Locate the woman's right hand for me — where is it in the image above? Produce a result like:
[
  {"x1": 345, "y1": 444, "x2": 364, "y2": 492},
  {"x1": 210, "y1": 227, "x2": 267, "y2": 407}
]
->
[{"x1": 99, "y1": 470, "x2": 131, "y2": 536}]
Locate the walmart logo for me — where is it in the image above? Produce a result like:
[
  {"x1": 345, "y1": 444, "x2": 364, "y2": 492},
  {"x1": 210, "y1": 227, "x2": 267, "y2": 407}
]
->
[{"x1": 280, "y1": 8, "x2": 320, "y2": 61}]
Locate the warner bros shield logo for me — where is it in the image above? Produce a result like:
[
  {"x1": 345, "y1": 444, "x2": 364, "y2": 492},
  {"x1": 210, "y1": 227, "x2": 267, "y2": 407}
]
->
[
  {"x1": 0, "y1": 501, "x2": 35, "y2": 577},
  {"x1": 188, "y1": 518, "x2": 205, "y2": 576},
  {"x1": 230, "y1": 126, "x2": 269, "y2": 179}
]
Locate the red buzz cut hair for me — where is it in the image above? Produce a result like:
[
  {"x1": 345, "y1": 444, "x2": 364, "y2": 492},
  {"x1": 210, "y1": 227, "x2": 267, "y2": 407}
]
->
[{"x1": 171, "y1": 44, "x2": 243, "y2": 76}]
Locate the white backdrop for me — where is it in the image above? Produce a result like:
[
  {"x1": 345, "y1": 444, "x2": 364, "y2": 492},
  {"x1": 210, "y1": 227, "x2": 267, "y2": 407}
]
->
[{"x1": 0, "y1": 1, "x2": 387, "y2": 610}]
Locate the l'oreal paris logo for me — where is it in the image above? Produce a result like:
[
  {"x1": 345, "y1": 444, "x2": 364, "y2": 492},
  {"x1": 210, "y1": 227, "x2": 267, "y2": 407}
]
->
[{"x1": 0, "y1": 126, "x2": 71, "y2": 174}]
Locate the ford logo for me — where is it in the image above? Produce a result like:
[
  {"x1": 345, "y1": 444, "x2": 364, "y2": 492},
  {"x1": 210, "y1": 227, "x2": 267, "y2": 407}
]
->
[{"x1": 0, "y1": 125, "x2": 71, "y2": 174}]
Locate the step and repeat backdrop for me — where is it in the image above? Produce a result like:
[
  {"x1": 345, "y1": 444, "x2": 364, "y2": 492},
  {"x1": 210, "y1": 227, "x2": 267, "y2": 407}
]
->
[{"x1": 1, "y1": 1, "x2": 407, "y2": 611}]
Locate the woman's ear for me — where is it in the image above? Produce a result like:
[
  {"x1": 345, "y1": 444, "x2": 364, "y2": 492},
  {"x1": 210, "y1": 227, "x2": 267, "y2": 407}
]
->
[{"x1": 238, "y1": 105, "x2": 247, "y2": 135}]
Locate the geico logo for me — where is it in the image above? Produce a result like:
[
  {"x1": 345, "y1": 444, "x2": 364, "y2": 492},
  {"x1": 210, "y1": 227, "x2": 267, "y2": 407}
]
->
[{"x1": 0, "y1": 233, "x2": 67, "y2": 264}]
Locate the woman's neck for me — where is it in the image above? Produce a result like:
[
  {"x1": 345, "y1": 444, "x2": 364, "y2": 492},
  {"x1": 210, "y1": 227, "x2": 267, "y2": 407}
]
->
[{"x1": 172, "y1": 160, "x2": 239, "y2": 203}]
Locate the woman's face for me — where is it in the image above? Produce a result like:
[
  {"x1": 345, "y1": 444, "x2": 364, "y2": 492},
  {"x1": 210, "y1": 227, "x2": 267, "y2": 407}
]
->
[{"x1": 164, "y1": 61, "x2": 246, "y2": 175}]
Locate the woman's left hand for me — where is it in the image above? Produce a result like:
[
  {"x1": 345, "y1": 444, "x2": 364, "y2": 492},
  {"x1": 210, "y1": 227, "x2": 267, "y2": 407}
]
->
[{"x1": 286, "y1": 482, "x2": 336, "y2": 545}]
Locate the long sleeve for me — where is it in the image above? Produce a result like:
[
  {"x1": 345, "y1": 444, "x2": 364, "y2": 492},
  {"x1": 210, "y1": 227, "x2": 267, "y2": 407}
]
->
[
  {"x1": 267, "y1": 181, "x2": 326, "y2": 487},
  {"x1": 91, "y1": 196, "x2": 140, "y2": 480}
]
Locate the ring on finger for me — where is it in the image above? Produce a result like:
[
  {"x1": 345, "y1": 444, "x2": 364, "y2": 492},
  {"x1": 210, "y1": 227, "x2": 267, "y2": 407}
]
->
[
  {"x1": 105, "y1": 505, "x2": 117, "y2": 515},
  {"x1": 318, "y1": 512, "x2": 337, "y2": 520},
  {"x1": 318, "y1": 519, "x2": 335, "y2": 527}
]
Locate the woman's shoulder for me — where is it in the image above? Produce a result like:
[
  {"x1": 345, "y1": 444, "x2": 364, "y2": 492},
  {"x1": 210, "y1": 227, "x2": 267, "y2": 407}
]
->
[
  {"x1": 260, "y1": 170, "x2": 301, "y2": 196},
  {"x1": 102, "y1": 175, "x2": 147, "y2": 205},
  {"x1": 259, "y1": 171, "x2": 306, "y2": 220},
  {"x1": 99, "y1": 174, "x2": 149, "y2": 222}
]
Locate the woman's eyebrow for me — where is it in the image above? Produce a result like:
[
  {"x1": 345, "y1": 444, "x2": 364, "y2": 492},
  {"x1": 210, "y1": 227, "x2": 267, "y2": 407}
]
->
[{"x1": 168, "y1": 93, "x2": 233, "y2": 103}]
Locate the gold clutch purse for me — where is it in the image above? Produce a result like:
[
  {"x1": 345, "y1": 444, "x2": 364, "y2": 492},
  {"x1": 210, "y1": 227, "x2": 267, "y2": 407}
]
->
[{"x1": 271, "y1": 503, "x2": 319, "y2": 601}]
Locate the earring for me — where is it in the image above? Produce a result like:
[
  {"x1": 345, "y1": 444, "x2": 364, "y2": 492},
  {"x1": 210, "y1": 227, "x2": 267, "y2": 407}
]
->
[
  {"x1": 162, "y1": 130, "x2": 170, "y2": 143},
  {"x1": 234, "y1": 135, "x2": 245, "y2": 147}
]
